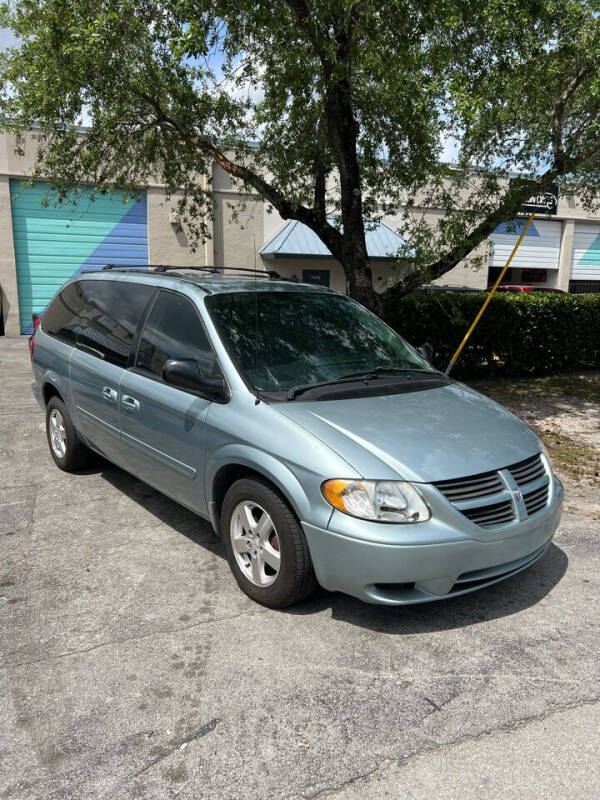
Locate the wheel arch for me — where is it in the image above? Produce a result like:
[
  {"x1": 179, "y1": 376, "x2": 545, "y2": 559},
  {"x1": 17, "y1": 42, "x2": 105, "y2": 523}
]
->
[
  {"x1": 207, "y1": 447, "x2": 312, "y2": 533},
  {"x1": 42, "y1": 381, "x2": 64, "y2": 405}
]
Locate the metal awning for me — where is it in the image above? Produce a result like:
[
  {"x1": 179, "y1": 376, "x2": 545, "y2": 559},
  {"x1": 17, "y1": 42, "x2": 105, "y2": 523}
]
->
[{"x1": 259, "y1": 219, "x2": 409, "y2": 261}]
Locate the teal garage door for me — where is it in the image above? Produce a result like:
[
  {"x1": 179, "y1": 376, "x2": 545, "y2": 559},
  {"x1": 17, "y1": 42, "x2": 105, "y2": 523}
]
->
[{"x1": 10, "y1": 180, "x2": 148, "y2": 333}]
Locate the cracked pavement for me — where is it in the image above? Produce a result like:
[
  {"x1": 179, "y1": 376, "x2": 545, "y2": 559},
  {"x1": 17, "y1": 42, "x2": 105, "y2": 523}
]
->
[{"x1": 0, "y1": 338, "x2": 598, "y2": 799}]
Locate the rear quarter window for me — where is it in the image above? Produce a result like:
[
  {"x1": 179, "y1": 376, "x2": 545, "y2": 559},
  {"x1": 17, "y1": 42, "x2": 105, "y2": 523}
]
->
[
  {"x1": 42, "y1": 279, "x2": 155, "y2": 366},
  {"x1": 42, "y1": 282, "x2": 89, "y2": 345}
]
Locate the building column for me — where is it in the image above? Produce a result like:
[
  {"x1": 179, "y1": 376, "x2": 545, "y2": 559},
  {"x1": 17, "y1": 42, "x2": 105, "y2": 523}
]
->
[
  {"x1": 557, "y1": 218, "x2": 575, "y2": 292},
  {"x1": 0, "y1": 175, "x2": 20, "y2": 336}
]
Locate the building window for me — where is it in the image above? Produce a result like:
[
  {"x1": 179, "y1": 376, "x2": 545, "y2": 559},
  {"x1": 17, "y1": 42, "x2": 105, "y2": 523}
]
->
[
  {"x1": 488, "y1": 267, "x2": 514, "y2": 286},
  {"x1": 302, "y1": 269, "x2": 330, "y2": 287},
  {"x1": 521, "y1": 269, "x2": 547, "y2": 283},
  {"x1": 569, "y1": 280, "x2": 600, "y2": 294}
]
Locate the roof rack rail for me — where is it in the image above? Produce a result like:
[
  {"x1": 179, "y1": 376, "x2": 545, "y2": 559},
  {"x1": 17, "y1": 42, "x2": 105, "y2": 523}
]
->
[
  {"x1": 102, "y1": 264, "x2": 283, "y2": 279},
  {"x1": 89, "y1": 267, "x2": 148, "y2": 276},
  {"x1": 101, "y1": 263, "x2": 211, "y2": 272}
]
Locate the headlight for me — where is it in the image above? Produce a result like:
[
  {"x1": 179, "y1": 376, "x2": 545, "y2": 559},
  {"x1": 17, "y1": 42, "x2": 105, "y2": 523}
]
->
[{"x1": 322, "y1": 479, "x2": 431, "y2": 523}]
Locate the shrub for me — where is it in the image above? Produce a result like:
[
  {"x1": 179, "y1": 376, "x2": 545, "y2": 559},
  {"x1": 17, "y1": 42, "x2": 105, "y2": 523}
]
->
[{"x1": 384, "y1": 291, "x2": 600, "y2": 378}]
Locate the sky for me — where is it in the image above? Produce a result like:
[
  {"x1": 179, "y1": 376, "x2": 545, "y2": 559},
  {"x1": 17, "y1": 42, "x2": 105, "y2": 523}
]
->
[
  {"x1": 0, "y1": 28, "x2": 18, "y2": 49},
  {"x1": 440, "y1": 133, "x2": 460, "y2": 165}
]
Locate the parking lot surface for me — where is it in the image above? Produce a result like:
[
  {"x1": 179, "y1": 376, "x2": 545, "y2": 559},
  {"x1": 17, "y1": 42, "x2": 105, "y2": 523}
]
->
[{"x1": 1, "y1": 338, "x2": 598, "y2": 799}]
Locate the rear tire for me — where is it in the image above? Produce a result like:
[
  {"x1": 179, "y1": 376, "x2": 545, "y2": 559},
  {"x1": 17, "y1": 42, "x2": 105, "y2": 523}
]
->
[
  {"x1": 46, "y1": 396, "x2": 92, "y2": 471},
  {"x1": 221, "y1": 477, "x2": 317, "y2": 608}
]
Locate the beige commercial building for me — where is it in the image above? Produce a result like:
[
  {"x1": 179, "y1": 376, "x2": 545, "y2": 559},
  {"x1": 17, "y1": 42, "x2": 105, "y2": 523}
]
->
[{"x1": 1, "y1": 131, "x2": 600, "y2": 336}]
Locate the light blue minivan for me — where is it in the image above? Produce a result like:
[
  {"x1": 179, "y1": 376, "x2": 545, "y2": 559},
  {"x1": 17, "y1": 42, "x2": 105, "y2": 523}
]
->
[{"x1": 30, "y1": 267, "x2": 563, "y2": 607}]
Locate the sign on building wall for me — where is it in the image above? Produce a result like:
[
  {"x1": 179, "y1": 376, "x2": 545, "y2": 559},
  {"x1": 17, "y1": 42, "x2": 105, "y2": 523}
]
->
[
  {"x1": 572, "y1": 223, "x2": 600, "y2": 281},
  {"x1": 511, "y1": 181, "x2": 559, "y2": 215}
]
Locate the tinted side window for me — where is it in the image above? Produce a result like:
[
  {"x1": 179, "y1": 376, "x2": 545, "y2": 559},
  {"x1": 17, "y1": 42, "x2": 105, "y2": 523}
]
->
[
  {"x1": 136, "y1": 291, "x2": 216, "y2": 379},
  {"x1": 42, "y1": 280, "x2": 155, "y2": 366},
  {"x1": 42, "y1": 282, "x2": 92, "y2": 345}
]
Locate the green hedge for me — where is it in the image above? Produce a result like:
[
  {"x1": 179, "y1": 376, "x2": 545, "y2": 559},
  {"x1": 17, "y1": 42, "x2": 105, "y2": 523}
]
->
[{"x1": 384, "y1": 291, "x2": 600, "y2": 378}]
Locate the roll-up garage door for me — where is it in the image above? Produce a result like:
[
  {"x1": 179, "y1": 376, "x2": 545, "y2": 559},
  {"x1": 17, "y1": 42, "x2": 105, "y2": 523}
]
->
[
  {"x1": 10, "y1": 180, "x2": 148, "y2": 333},
  {"x1": 572, "y1": 222, "x2": 600, "y2": 281},
  {"x1": 489, "y1": 218, "x2": 562, "y2": 270}
]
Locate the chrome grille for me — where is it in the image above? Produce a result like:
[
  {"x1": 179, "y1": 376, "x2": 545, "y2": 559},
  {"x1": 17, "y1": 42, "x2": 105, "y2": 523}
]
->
[
  {"x1": 434, "y1": 451, "x2": 549, "y2": 529},
  {"x1": 433, "y1": 471, "x2": 504, "y2": 502},
  {"x1": 507, "y1": 454, "x2": 545, "y2": 486},
  {"x1": 461, "y1": 500, "x2": 515, "y2": 527},
  {"x1": 523, "y1": 484, "x2": 549, "y2": 516}
]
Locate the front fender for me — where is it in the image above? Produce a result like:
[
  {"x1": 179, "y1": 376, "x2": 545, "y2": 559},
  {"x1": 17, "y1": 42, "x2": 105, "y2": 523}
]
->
[{"x1": 206, "y1": 443, "x2": 330, "y2": 529}]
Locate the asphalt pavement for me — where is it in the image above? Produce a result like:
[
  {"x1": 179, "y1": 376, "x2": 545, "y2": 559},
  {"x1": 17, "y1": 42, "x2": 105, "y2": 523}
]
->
[{"x1": 0, "y1": 338, "x2": 598, "y2": 800}]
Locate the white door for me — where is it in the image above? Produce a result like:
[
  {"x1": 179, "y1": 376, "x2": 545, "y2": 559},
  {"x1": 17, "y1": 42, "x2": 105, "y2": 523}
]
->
[
  {"x1": 572, "y1": 223, "x2": 600, "y2": 281},
  {"x1": 489, "y1": 218, "x2": 562, "y2": 271}
]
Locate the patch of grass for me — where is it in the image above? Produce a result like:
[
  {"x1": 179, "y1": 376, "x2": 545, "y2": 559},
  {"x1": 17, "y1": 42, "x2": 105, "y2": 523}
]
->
[
  {"x1": 469, "y1": 372, "x2": 600, "y2": 403},
  {"x1": 532, "y1": 427, "x2": 600, "y2": 483},
  {"x1": 467, "y1": 371, "x2": 600, "y2": 485}
]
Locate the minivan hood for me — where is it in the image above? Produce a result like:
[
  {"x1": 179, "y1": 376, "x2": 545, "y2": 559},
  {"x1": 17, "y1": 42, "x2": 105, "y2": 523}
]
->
[{"x1": 274, "y1": 382, "x2": 540, "y2": 483}]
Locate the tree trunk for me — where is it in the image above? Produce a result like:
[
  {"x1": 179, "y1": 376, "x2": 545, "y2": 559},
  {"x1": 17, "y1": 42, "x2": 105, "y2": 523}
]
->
[
  {"x1": 343, "y1": 242, "x2": 381, "y2": 314},
  {"x1": 322, "y1": 69, "x2": 381, "y2": 314}
]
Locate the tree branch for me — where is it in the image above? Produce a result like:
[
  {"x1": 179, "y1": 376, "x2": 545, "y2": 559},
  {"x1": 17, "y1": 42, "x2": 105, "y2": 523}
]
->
[
  {"x1": 552, "y1": 64, "x2": 590, "y2": 162},
  {"x1": 130, "y1": 87, "x2": 346, "y2": 260},
  {"x1": 313, "y1": 117, "x2": 328, "y2": 222},
  {"x1": 382, "y1": 65, "x2": 594, "y2": 308},
  {"x1": 382, "y1": 168, "x2": 560, "y2": 308},
  {"x1": 281, "y1": 0, "x2": 333, "y2": 70},
  {"x1": 313, "y1": 162, "x2": 327, "y2": 222}
]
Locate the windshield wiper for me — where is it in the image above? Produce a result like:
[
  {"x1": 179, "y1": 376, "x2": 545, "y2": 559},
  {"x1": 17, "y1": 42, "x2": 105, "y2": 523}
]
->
[
  {"x1": 338, "y1": 366, "x2": 439, "y2": 380},
  {"x1": 286, "y1": 367, "x2": 444, "y2": 401},
  {"x1": 287, "y1": 375, "x2": 370, "y2": 400}
]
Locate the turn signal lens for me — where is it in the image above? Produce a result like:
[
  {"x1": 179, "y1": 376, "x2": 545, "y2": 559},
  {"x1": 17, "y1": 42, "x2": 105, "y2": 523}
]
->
[{"x1": 322, "y1": 479, "x2": 430, "y2": 523}]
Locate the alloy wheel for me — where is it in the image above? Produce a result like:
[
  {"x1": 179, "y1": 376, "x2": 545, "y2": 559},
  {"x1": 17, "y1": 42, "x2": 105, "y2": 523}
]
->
[
  {"x1": 49, "y1": 408, "x2": 67, "y2": 459},
  {"x1": 229, "y1": 500, "x2": 281, "y2": 587}
]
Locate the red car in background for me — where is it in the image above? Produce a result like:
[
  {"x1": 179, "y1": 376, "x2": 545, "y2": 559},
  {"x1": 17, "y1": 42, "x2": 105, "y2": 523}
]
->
[{"x1": 493, "y1": 285, "x2": 565, "y2": 293}]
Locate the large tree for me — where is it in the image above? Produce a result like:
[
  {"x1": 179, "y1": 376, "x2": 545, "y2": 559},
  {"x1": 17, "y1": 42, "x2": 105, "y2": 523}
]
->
[{"x1": 1, "y1": 0, "x2": 599, "y2": 313}]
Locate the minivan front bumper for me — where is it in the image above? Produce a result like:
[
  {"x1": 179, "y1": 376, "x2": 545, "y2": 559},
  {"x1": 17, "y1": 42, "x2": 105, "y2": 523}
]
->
[{"x1": 302, "y1": 479, "x2": 563, "y2": 605}]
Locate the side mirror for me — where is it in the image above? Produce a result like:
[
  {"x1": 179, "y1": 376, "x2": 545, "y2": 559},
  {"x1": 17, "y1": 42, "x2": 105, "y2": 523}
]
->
[
  {"x1": 162, "y1": 359, "x2": 228, "y2": 403},
  {"x1": 416, "y1": 343, "x2": 434, "y2": 363}
]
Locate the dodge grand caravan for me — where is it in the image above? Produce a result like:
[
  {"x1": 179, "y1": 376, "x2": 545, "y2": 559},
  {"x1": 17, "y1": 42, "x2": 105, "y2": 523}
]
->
[{"x1": 30, "y1": 267, "x2": 563, "y2": 608}]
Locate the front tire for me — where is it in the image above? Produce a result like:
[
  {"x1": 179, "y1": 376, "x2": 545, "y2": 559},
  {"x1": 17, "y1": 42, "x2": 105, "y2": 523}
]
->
[
  {"x1": 221, "y1": 478, "x2": 317, "y2": 608},
  {"x1": 46, "y1": 396, "x2": 92, "y2": 471}
]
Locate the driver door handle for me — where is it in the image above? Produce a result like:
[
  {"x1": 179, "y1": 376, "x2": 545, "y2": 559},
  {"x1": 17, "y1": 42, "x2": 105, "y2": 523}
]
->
[{"x1": 121, "y1": 395, "x2": 140, "y2": 413}]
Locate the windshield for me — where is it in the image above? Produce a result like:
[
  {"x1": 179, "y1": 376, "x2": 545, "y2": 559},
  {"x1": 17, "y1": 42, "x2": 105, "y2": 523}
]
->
[{"x1": 205, "y1": 291, "x2": 432, "y2": 394}]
